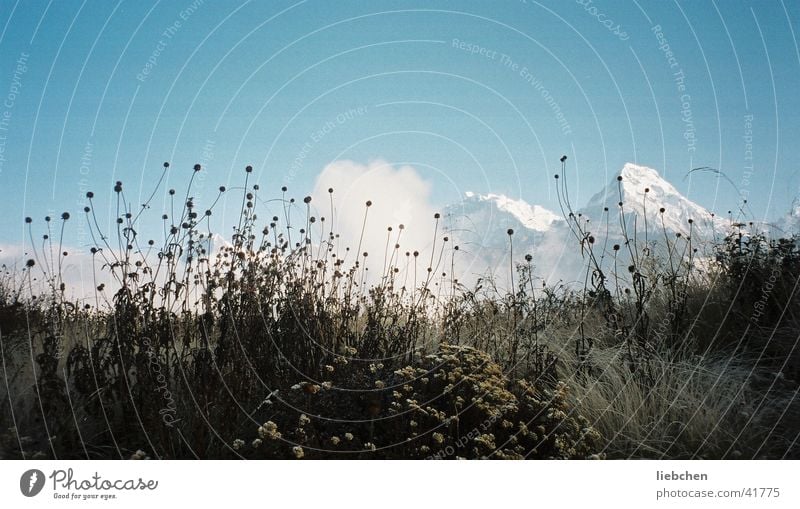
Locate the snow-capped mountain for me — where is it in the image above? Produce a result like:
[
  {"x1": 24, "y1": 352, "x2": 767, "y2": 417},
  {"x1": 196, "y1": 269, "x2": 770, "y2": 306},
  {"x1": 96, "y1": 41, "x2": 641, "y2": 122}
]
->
[
  {"x1": 441, "y1": 192, "x2": 561, "y2": 282},
  {"x1": 204, "y1": 232, "x2": 234, "y2": 255},
  {"x1": 443, "y1": 163, "x2": 733, "y2": 286},
  {"x1": 443, "y1": 192, "x2": 560, "y2": 265},
  {"x1": 460, "y1": 192, "x2": 561, "y2": 232},
  {"x1": 178, "y1": 232, "x2": 232, "y2": 264},
  {"x1": 776, "y1": 201, "x2": 800, "y2": 236},
  {"x1": 579, "y1": 163, "x2": 725, "y2": 239}
]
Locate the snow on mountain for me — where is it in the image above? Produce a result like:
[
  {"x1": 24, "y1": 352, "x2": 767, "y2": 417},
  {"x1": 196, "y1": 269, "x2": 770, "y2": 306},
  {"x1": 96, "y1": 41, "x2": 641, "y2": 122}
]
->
[
  {"x1": 461, "y1": 192, "x2": 562, "y2": 232},
  {"x1": 580, "y1": 163, "x2": 725, "y2": 239},
  {"x1": 442, "y1": 192, "x2": 561, "y2": 283},
  {"x1": 205, "y1": 232, "x2": 234, "y2": 255},
  {"x1": 443, "y1": 192, "x2": 560, "y2": 255},
  {"x1": 776, "y1": 200, "x2": 800, "y2": 236},
  {"x1": 441, "y1": 163, "x2": 737, "y2": 287},
  {"x1": 178, "y1": 232, "x2": 232, "y2": 264},
  {"x1": 443, "y1": 192, "x2": 562, "y2": 253}
]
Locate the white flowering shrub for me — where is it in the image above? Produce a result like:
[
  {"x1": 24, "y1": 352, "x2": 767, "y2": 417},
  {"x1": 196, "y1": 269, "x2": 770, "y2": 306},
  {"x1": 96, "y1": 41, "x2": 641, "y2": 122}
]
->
[{"x1": 241, "y1": 344, "x2": 603, "y2": 459}]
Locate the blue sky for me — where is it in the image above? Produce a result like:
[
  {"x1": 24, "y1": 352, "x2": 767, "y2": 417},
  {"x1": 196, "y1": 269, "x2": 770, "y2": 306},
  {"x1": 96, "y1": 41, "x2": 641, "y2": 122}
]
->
[{"x1": 0, "y1": 0, "x2": 798, "y2": 247}]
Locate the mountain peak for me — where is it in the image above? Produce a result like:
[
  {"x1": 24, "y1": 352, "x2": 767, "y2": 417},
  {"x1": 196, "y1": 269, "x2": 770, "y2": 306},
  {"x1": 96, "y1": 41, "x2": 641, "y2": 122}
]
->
[
  {"x1": 461, "y1": 192, "x2": 561, "y2": 232},
  {"x1": 618, "y1": 163, "x2": 680, "y2": 196},
  {"x1": 582, "y1": 163, "x2": 723, "y2": 235},
  {"x1": 620, "y1": 162, "x2": 661, "y2": 178}
]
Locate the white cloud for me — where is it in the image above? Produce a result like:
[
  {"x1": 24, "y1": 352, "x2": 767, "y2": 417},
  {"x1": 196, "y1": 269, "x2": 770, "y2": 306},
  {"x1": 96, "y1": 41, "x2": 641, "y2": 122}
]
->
[
  {"x1": 0, "y1": 242, "x2": 104, "y2": 302},
  {"x1": 309, "y1": 160, "x2": 446, "y2": 285}
]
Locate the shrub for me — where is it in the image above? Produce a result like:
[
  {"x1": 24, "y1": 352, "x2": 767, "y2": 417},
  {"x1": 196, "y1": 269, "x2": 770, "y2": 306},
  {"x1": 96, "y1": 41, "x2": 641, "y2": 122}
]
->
[{"x1": 240, "y1": 344, "x2": 603, "y2": 459}]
